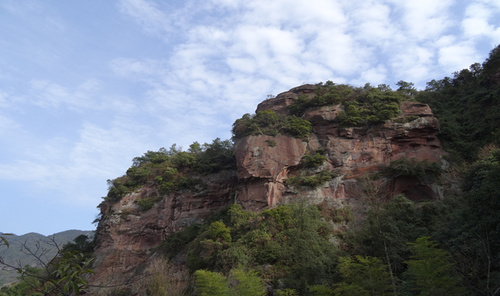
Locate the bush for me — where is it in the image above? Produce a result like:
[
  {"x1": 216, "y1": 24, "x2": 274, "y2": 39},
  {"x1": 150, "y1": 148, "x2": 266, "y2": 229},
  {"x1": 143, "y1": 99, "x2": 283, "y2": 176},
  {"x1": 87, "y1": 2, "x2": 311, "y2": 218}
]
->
[
  {"x1": 385, "y1": 158, "x2": 441, "y2": 180},
  {"x1": 232, "y1": 111, "x2": 311, "y2": 139},
  {"x1": 282, "y1": 115, "x2": 312, "y2": 138},
  {"x1": 194, "y1": 138, "x2": 236, "y2": 174},
  {"x1": 286, "y1": 171, "x2": 337, "y2": 188},
  {"x1": 100, "y1": 139, "x2": 236, "y2": 206},
  {"x1": 302, "y1": 152, "x2": 327, "y2": 168},
  {"x1": 288, "y1": 82, "x2": 408, "y2": 127},
  {"x1": 136, "y1": 195, "x2": 164, "y2": 211},
  {"x1": 105, "y1": 178, "x2": 130, "y2": 202}
]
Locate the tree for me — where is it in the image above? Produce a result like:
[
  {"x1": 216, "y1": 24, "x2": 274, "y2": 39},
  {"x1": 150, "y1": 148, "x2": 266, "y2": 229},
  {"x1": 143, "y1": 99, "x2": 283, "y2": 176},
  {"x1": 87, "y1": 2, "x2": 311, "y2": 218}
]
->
[
  {"x1": 437, "y1": 148, "x2": 500, "y2": 294},
  {"x1": 347, "y1": 194, "x2": 428, "y2": 281},
  {"x1": 194, "y1": 270, "x2": 230, "y2": 296},
  {"x1": 229, "y1": 269, "x2": 266, "y2": 296},
  {"x1": 0, "y1": 233, "x2": 11, "y2": 248},
  {"x1": 334, "y1": 255, "x2": 393, "y2": 296},
  {"x1": 396, "y1": 80, "x2": 417, "y2": 96},
  {"x1": 0, "y1": 237, "x2": 93, "y2": 295},
  {"x1": 405, "y1": 237, "x2": 465, "y2": 296}
]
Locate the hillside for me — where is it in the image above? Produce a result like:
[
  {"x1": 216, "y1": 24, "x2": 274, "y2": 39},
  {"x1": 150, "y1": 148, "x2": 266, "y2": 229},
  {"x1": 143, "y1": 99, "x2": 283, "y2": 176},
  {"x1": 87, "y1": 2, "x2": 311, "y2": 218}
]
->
[
  {"x1": 88, "y1": 82, "x2": 447, "y2": 294},
  {"x1": 0, "y1": 230, "x2": 94, "y2": 287},
  {"x1": 3, "y1": 45, "x2": 500, "y2": 296}
]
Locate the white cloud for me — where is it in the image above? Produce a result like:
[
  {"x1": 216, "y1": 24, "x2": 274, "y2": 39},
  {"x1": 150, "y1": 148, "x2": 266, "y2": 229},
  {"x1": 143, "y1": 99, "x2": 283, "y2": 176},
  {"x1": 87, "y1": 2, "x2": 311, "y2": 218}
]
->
[
  {"x1": 349, "y1": 1, "x2": 398, "y2": 46},
  {"x1": 396, "y1": 0, "x2": 455, "y2": 41},
  {"x1": 462, "y1": 2, "x2": 500, "y2": 42},
  {"x1": 3, "y1": 0, "x2": 500, "y2": 235},
  {"x1": 109, "y1": 58, "x2": 164, "y2": 78},
  {"x1": 358, "y1": 65, "x2": 388, "y2": 85},
  {"x1": 118, "y1": 0, "x2": 172, "y2": 37},
  {"x1": 0, "y1": 112, "x2": 20, "y2": 137},
  {"x1": 438, "y1": 43, "x2": 479, "y2": 72}
]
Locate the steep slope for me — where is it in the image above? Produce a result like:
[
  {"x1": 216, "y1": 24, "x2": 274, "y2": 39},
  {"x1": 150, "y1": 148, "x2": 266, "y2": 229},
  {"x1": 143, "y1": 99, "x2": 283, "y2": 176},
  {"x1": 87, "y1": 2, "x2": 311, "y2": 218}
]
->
[
  {"x1": 236, "y1": 84, "x2": 442, "y2": 210},
  {"x1": 0, "y1": 230, "x2": 94, "y2": 287},
  {"x1": 89, "y1": 83, "x2": 444, "y2": 294}
]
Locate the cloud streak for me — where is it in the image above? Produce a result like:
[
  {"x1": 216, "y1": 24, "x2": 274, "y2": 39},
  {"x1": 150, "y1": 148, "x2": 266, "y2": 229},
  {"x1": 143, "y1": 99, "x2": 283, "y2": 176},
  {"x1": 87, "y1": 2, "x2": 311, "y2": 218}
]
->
[{"x1": 1, "y1": 0, "x2": 499, "y2": 234}]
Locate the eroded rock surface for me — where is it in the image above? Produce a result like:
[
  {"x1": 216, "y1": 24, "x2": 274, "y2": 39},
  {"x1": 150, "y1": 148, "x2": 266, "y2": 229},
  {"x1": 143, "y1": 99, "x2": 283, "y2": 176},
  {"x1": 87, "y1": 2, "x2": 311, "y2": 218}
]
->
[
  {"x1": 89, "y1": 171, "x2": 237, "y2": 294},
  {"x1": 235, "y1": 88, "x2": 443, "y2": 209},
  {"x1": 89, "y1": 85, "x2": 444, "y2": 293}
]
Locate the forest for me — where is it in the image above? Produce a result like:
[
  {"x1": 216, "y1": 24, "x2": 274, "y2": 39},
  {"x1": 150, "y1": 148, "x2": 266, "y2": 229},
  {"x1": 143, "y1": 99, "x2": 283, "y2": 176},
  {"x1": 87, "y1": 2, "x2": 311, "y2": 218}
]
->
[{"x1": 1, "y1": 45, "x2": 499, "y2": 296}]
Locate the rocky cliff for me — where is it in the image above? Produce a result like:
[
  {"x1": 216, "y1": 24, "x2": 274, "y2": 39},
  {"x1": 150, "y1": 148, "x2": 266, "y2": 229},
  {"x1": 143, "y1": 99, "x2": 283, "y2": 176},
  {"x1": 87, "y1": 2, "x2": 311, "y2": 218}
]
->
[{"x1": 89, "y1": 84, "x2": 444, "y2": 293}]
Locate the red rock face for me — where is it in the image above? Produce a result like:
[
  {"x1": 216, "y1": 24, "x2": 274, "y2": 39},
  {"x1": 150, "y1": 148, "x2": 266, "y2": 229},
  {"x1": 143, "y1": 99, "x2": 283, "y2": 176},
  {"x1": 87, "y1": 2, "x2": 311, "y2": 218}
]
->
[
  {"x1": 236, "y1": 88, "x2": 444, "y2": 208},
  {"x1": 235, "y1": 135, "x2": 307, "y2": 209},
  {"x1": 89, "y1": 85, "x2": 444, "y2": 293},
  {"x1": 89, "y1": 171, "x2": 237, "y2": 294},
  {"x1": 256, "y1": 84, "x2": 316, "y2": 115}
]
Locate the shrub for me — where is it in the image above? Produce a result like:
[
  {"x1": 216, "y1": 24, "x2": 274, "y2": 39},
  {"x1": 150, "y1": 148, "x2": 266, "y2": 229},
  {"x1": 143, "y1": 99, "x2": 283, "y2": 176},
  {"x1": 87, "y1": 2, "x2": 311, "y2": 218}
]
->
[
  {"x1": 302, "y1": 152, "x2": 327, "y2": 168},
  {"x1": 160, "y1": 223, "x2": 204, "y2": 260},
  {"x1": 266, "y1": 139, "x2": 277, "y2": 147},
  {"x1": 232, "y1": 111, "x2": 311, "y2": 140},
  {"x1": 136, "y1": 195, "x2": 164, "y2": 211},
  {"x1": 385, "y1": 158, "x2": 441, "y2": 180},
  {"x1": 194, "y1": 138, "x2": 236, "y2": 174},
  {"x1": 105, "y1": 178, "x2": 130, "y2": 202},
  {"x1": 282, "y1": 115, "x2": 312, "y2": 138},
  {"x1": 286, "y1": 171, "x2": 337, "y2": 188},
  {"x1": 288, "y1": 82, "x2": 408, "y2": 127}
]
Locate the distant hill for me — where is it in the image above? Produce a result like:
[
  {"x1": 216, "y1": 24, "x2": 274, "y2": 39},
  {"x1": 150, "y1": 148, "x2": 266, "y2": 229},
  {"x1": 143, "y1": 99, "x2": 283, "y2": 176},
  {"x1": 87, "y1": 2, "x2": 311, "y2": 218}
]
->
[{"x1": 0, "y1": 230, "x2": 94, "y2": 287}]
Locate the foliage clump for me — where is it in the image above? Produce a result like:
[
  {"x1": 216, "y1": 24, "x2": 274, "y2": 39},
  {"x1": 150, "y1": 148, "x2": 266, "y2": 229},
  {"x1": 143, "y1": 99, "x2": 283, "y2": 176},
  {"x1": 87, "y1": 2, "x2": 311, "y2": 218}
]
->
[
  {"x1": 0, "y1": 236, "x2": 95, "y2": 296},
  {"x1": 232, "y1": 110, "x2": 312, "y2": 139},
  {"x1": 136, "y1": 195, "x2": 164, "y2": 211},
  {"x1": 162, "y1": 203, "x2": 337, "y2": 294},
  {"x1": 102, "y1": 138, "x2": 236, "y2": 205},
  {"x1": 288, "y1": 81, "x2": 411, "y2": 127},
  {"x1": 417, "y1": 45, "x2": 500, "y2": 162},
  {"x1": 285, "y1": 171, "x2": 337, "y2": 188},
  {"x1": 385, "y1": 158, "x2": 441, "y2": 180},
  {"x1": 301, "y1": 151, "x2": 328, "y2": 168}
]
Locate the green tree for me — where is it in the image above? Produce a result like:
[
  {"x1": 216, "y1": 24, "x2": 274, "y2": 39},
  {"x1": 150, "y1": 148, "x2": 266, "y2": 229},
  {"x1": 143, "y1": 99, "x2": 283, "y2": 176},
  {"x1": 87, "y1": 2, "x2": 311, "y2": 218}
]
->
[
  {"x1": 334, "y1": 256, "x2": 393, "y2": 296},
  {"x1": 229, "y1": 269, "x2": 266, "y2": 296},
  {"x1": 396, "y1": 80, "x2": 417, "y2": 96},
  {"x1": 436, "y1": 147, "x2": 500, "y2": 294},
  {"x1": 347, "y1": 195, "x2": 428, "y2": 280},
  {"x1": 49, "y1": 252, "x2": 94, "y2": 295},
  {"x1": 194, "y1": 270, "x2": 230, "y2": 296},
  {"x1": 405, "y1": 237, "x2": 465, "y2": 296}
]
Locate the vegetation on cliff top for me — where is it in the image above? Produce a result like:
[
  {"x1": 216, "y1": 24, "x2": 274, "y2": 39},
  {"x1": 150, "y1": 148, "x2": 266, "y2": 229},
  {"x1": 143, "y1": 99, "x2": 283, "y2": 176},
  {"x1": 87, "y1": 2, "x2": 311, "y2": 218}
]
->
[
  {"x1": 289, "y1": 80, "x2": 414, "y2": 127},
  {"x1": 417, "y1": 45, "x2": 500, "y2": 162},
  {"x1": 102, "y1": 138, "x2": 236, "y2": 205},
  {"x1": 232, "y1": 110, "x2": 312, "y2": 139}
]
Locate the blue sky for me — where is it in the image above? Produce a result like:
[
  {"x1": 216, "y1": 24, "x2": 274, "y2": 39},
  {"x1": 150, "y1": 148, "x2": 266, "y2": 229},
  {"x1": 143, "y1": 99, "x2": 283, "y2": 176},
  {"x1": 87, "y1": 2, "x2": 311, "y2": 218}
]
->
[{"x1": 1, "y1": 0, "x2": 499, "y2": 236}]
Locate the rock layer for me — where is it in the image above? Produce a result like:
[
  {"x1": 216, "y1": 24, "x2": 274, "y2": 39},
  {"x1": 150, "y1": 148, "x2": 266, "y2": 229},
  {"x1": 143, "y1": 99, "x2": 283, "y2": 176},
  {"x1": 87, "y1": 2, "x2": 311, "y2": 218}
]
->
[
  {"x1": 90, "y1": 171, "x2": 237, "y2": 293},
  {"x1": 89, "y1": 85, "x2": 444, "y2": 293}
]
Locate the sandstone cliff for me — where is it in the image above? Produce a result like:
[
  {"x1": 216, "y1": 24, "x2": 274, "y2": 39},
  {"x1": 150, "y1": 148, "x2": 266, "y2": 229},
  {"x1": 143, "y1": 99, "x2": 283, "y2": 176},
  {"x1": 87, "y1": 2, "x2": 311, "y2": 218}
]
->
[
  {"x1": 236, "y1": 85, "x2": 442, "y2": 208},
  {"x1": 89, "y1": 84, "x2": 444, "y2": 293}
]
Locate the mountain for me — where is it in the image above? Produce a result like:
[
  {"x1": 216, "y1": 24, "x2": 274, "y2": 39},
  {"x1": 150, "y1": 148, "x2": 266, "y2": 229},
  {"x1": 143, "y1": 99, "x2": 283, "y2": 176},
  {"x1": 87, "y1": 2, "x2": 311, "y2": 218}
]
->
[
  {"x1": 8, "y1": 45, "x2": 498, "y2": 295},
  {"x1": 87, "y1": 81, "x2": 446, "y2": 294},
  {"x1": 0, "y1": 230, "x2": 94, "y2": 287}
]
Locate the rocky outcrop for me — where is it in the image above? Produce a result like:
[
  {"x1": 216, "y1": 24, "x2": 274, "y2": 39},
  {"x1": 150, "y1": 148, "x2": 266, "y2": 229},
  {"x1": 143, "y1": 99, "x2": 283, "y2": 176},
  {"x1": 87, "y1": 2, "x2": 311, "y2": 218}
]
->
[
  {"x1": 256, "y1": 84, "x2": 316, "y2": 115},
  {"x1": 89, "y1": 85, "x2": 444, "y2": 293},
  {"x1": 89, "y1": 171, "x2": 237, "y2": 293},
  {"x1": 235, "y1": 135, "x2": 308, "y2": 209},
  {"x1": 235, "y1": 89, "x2": 443, "y2": 209}
]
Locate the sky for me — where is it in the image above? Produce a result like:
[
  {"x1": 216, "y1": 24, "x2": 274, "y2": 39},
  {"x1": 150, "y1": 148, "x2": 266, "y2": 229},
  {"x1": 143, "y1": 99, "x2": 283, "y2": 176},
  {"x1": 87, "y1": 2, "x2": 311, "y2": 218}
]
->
[{"x1": 1, "y1": 0, "x2": 499, "y2": 236}]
